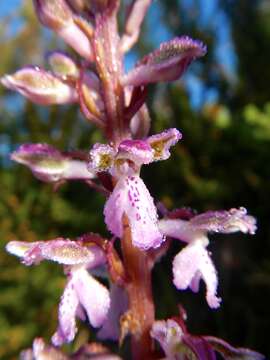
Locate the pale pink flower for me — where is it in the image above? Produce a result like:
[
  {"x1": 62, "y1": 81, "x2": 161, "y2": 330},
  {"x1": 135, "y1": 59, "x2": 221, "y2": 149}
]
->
[
  {"x1": 6, "y1": 237, "x2": 110, "y2": 345},
  {"x1": 159, "y1": 207, "x2": 257, "y2": 308},
  {"x1": 89, "y1": 129, "x2": 182, "y2": 250}
]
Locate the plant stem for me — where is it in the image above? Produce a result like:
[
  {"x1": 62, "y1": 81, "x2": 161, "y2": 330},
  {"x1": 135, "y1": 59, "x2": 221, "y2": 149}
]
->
[{"x1": 121, "y1": 216, "x2": 156, "y2": 360}]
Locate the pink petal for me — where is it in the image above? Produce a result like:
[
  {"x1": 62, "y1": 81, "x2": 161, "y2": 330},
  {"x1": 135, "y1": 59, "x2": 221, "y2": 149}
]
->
[
  {"x1": 173, "y1": 242, "x2": 221, "y2": 308},
  {"x1": 73, "y1": 268, "x2": 110, "y2": 328},
  {"x1": 159, "y1": 218, "x2": 204, "y2": 243},
  {"x1": 118, "y1": 139, "x2": 154, "y2": 165},
  {"x1": 104, "y1": 175, "x2": 164, "y2": 250},
  {"x1": 52, "y1": 278, "x2": 79, "y2": 346},
  {"x1": 147, "y1": 128, "x2": 182, "y2": 161}
]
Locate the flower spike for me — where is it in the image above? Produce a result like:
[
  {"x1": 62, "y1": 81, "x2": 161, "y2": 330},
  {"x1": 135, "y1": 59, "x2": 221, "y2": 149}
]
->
[{"x1": 122, "y1": 36, "x2": 207, "y2": 86}]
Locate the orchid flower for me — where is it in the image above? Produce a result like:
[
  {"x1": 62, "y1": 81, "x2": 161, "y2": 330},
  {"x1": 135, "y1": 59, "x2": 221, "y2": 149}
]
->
[
  {"x1": 159, "y1": 207, "x2": 257, "y2": 308},
  {"x1": 88, "y1": 128, "x2": 182, "y2": 250},
  {"x1": 6, "y1": 237, "x2": 110, "y2": 346},
  {"x1": 151, "y1": 310, "x2": 264, "y2": 360}
]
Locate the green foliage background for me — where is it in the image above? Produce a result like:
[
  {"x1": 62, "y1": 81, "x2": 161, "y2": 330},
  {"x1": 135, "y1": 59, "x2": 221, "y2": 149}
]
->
[{"x1": 0, "y1": 1, "x2": 270, "y2": 358}]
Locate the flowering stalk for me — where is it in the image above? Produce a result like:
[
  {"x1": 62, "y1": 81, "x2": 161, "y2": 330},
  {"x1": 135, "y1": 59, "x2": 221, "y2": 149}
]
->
[
  {"x1": 92, "y1": 1, "x2": 127, "y2": 143},
  {"x1": 1, "y1": 1, "x2": 265, "y2": 359},
  {"x1": 121, "y1": 215, "x2": 155, "y2": 359}
]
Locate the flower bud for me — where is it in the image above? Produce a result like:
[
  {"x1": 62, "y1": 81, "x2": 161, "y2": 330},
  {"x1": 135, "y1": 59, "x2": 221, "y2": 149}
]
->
[
  {"x1": 11, "y1": 144, "x2": 94, "y2": 182},
  {"x1": 33, "y1": 0, "x2": 93, "y2": 60},
  {"x1": 1, "y1": 67, "x2": 77, "y2": 105},
  {"x1": 78, "y1": 71, "x2": 105, "y2": 126},
  {"x1": 33, "y1": 0, "x2": 72, "y2": 30},
  {"x1": 122, "y1": 36, "x2": 207, "y2": 86},
  {"x1": 47, "y1": 51, "x2": 79, "y2": 79}
]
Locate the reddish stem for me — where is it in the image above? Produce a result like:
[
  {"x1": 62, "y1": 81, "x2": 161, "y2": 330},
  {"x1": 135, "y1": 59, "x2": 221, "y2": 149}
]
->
[{"x1": 121, "y1": 216, "x2": 156, "y2": 360}]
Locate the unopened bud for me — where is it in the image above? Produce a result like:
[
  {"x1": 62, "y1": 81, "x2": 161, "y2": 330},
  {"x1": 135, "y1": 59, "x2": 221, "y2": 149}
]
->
[
  {"x1": 1, "y1": 66, "x2": 77, "y2": 105},
  {"x1": 33, "y1": 0, "x2": 93, "y2": 60},
  {"x1": 11, "y1": 144, "x2": 94, "y2": 182},
  {"x1": 78, "y1": 71, "x2": 105, "y2": 125},
  {"x1": 47, "y1": 51, "x2": 79, "y2": 79},
  {"x1": 122, "y1": 36, "x2": 206, "y2": 86},
  {"x1": 33, "y1": 0, "x2": 73, "y2": 30}
]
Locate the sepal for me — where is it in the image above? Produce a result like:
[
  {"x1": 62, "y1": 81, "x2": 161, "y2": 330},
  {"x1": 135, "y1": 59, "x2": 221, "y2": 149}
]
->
[
  {"x1": 147, "y1": 128, "x2": 182, "y2": 161},
  {"x1": 190, "y1": 207, "x2": 257, "y2": 235},
  {"x1": 6, "y1": 238, "x2": 105, "y2": 266},
  {"x1": 88, "y1": 143, "x2": 116, "y2": 172}
]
